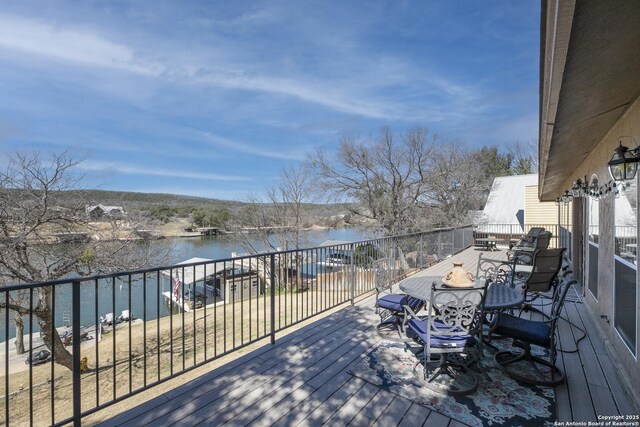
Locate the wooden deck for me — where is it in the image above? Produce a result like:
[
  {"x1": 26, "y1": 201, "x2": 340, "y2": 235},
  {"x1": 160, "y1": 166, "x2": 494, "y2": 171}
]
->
[{"x1": 96, "y1": 247, "x2": 638, "y2": 426}]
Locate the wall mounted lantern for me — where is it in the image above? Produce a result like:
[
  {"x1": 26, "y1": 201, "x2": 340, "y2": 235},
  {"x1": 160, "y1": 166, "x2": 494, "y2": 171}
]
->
[
  {"x1": 608, "y1": 142, "x2": 639, "y2": 182},
  {"x1": 588, "y1": 177, "x2": 600, "y2": 199},
  {"x1": 571, "y1": 177, "x2": 588, "y2": 197}
]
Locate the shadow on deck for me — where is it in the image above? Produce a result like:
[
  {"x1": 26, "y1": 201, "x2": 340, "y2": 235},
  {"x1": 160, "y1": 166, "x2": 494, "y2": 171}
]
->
[{"x1": 93, "y1": 247, "x2": 637, "y2": 426}]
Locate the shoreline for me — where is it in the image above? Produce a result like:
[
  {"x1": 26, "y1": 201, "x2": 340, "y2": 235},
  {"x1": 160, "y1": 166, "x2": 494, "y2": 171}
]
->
[{"x1": 155, "y1": 224, "x2": 335, "y2": 239}]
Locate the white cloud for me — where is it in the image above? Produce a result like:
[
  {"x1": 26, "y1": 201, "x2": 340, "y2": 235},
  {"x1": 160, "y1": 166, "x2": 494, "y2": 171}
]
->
[
  {"x1": 0, "y1": 14, "x2": 157, "y2": 75},
  {"x1": 78, "y1": 160, "x2": 250, "y2": 182},
  {"x1": 194, "y1": 130, "x2": 310, "y2": 161},
  {"x1": 0, "y1": 13, "x2": 473, "y2": 122}
]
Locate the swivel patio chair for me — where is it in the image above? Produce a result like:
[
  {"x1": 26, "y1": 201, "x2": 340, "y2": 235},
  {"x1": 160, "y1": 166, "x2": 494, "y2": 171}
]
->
[
  {"x1": 512, "y1": 248, "x2": 566, "y2": 316},
  {"x1": 511, "y1": 231, "x2": 552, "y2": 264},
  {"x1": 374, "y1": 258, "x2": 424, "y2": 341},
  {"x1": 490, "y1": 277, "x2": 577, "y2": 386},
  {"x1": 511, "y1": 227, "x2": 545, "y2": 247},
  {"x1": 407, "y1": 281, "x2": 487, "y2": 395}
]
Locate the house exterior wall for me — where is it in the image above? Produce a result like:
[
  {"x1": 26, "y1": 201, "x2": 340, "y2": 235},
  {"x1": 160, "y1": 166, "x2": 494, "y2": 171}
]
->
[
  {"x1": 524, "y1": 185, "x2": 558, "y2": 225},
  {"x1": 559, "y1": 96, "x2": 640, "y2": 404}
]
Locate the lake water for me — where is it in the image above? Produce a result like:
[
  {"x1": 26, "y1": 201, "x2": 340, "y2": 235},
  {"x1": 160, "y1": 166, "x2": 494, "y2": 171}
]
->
[
  {"x1": 2, "y1": 227, "x2": 369, "y2": 341},
  {"x1": 166, "y1": 227, "x2": 369, "y2": 263}
]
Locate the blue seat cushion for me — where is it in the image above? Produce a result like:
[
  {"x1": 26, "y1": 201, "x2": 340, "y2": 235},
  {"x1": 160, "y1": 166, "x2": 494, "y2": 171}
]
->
[
  {"x1": 492, "y1": 313, "x2": 551, "y2": 347},
  {"x1": 376, "y1": 293, "x2": 407, "y2": 312},
  {"x1": 407, "y1": 319, "x2": 476, "y2": 349}
]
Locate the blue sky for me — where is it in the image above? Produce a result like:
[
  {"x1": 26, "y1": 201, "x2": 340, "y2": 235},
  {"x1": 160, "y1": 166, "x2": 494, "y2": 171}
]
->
[{"x1": 0, "y1": 1, "x2": 540, "y2": 200}]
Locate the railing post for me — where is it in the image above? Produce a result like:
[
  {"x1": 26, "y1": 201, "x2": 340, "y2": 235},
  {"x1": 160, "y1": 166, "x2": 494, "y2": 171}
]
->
[
  {"x1": 270, "y1": 254, "x2": 276, "y2": 344},
  {"x1": 451, "y1": 228, "x2": 455, "y2": 254},
  {"x1": 350, "y1": 243, "x2": 355, "y2": 305},
  {"x1": 419, "y1": 234, "x2": 424, "y2": 269},
  {"x1": 72, "y1": 280, "x2": 81, "y2": 427},
  {"x1": 392, "y1": 237, "x2": 398, "y2": 283}
]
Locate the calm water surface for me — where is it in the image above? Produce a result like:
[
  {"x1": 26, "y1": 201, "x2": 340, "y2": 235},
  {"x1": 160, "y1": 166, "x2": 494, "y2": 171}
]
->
[{"x1": 166, "y1": 227, "x2": 369, "y2": 263}]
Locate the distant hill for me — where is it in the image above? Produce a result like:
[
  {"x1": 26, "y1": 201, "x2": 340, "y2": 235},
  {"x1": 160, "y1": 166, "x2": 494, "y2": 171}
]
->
[
  {"x1": 53, "y1": 189, "x2": 353, "y2": 222},
  {"x1": 57, "y1": 189, "x2": 244, "y2": 209}
]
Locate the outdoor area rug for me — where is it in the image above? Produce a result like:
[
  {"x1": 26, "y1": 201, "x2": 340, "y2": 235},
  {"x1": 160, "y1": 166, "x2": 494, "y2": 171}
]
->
[{"x1": 348, "y1": 340, "x2": 555, "y2": 426}]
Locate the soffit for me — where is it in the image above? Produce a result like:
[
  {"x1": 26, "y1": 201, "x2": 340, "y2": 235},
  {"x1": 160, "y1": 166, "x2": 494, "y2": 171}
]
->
[{"x1": 539, "y1": 0, "x2": 640, "y2": 201}]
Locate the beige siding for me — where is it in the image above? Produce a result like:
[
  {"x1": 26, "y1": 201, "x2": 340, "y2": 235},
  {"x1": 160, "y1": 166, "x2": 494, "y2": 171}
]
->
[{"x1": 524, "y1": 185, "x2": 560, "y2": 225}]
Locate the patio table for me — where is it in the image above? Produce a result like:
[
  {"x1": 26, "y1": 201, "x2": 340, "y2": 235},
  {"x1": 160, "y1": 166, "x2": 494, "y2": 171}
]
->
[
  {"x1": 399, "y1": 276, "x2": 524, "y2": 311},
  {"x1": 476, "y1": 237, "x2": 502, "y2": 251}
]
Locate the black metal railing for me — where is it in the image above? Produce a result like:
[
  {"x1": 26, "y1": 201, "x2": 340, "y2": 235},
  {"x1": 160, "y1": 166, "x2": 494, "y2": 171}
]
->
[{"x1": 0, "y1": 226, "x2": 473, "y2": 426}]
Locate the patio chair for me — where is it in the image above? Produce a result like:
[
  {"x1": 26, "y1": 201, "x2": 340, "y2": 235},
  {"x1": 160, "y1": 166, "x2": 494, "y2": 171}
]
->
[
  {"x1": 490, "y1": 277, "x2": 577, "y2": 386},
  {"x1": 513, "y1": 248, "x2": 566, "y2": 314},
  {"x1": 475, "y1": 252, "x2": 515, "y2": 284},
  {"x1": 374, "y1": 258, "x2": 424, "y2": 340},
  {"x1": 510, "y1": 230, "x2": 552, "y2": 264},
  {"x1": 515, "y1": 227, "x2": 546, "y2": 246},
  {"x1": 407, "y1": 281, "x2": 488, "y2": 395}
]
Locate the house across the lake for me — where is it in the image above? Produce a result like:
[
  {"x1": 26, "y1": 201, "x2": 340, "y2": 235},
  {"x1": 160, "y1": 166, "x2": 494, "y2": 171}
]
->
[{"x1": 86, "y1": 204, "x2": 126, "y2": 220}]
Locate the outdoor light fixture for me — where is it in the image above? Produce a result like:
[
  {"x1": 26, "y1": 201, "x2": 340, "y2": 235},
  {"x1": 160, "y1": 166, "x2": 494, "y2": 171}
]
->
[
  {"x1": 571, "y1": 176, "x2": 588, "y2": 197},
  {"x1": 561, "y1": 190, "x2": 573, "y2": 204},
  {"x1": 601, "y1": 181, "x2": 621, "y2": 200},
  {"x1": 608, "y1": 142, "x2": 640, "y2": 182},
  {"x1": 588, "y1": 178, "x2": 600, "y2": 199},
  {"x1": 554, "y1": 197, "x2": 562, "y2": 206}
]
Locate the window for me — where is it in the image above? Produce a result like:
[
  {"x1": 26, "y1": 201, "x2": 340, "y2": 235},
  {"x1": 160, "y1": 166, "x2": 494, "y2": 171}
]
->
[
  {"x1": 614, "y1": 178, "x2": 637, "y2": 355},
  {"x1": 587, "y1": 192, "x2": 599, "y2": 299}
]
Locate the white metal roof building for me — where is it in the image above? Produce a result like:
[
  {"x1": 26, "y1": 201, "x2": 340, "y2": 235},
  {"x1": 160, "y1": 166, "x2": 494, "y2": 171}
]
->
[{"x1": 477, "y1": 174, "x2": 538, "y2": 234}]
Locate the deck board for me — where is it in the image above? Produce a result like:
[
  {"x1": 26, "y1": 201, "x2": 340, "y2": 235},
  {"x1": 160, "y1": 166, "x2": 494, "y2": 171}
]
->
[
  {"x1": 396, "y1": 403, "x2": 431, "y2": 427},
  {"x1": 95, "y1": 247, "x2": 637, "y2": 427},
  {"x1": 323, "y1": 382, "x2": 380, "y2": 426},
  {"x1": 371, "y1": 396, "x2": 412, "y2": 426},
  {"x1": 355, "y1": 388, "x2": 394, "y2": 423}
]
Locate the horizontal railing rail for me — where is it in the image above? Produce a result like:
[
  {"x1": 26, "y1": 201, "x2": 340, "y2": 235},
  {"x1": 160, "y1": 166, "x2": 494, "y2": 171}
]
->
[{"x1": 0, "y1": 225, "x2": 474, "y2": 426}]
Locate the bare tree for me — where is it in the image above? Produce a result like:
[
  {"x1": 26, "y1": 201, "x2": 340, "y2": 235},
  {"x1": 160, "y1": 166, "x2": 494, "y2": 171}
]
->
[
  {"x1": 424, "y1": 143, "x2": 491, "y2": 226},
  {"x1": 309, "y1": 127, "x2": 435, "y2": 235},
  {"x1": 0, "y1": 151, "x2": 169, "y2": 369},
  {"x1": 507, "y1": 140, "x2": 538, "y2": 175},
  {"x1": 232, "y1": 165, "x2": 311, "y2": 253},
  {"x1": 228, "y1": 165, "x2": 312, "y2": 292}
]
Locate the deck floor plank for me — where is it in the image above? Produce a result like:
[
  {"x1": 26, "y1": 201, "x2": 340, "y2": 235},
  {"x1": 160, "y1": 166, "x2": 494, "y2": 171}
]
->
[
  {"x1": 299, "y1": 377, "x2": 367, "y2": 426},
  {"x1": 423, "y1": 410, "x2": 454, "y2": 427},
  {"x1": 397, "y1": 403, "x2": 431, "y2": 427},
  {"x1": 270, "y1": 372, "x2": 354, "y2": 427},
  {"x1": 371, "y1": 396, "x2": 412, "y2": 427},
  {"x1": 564, "y1": 301, "x2": 620, "y2": 417},
  {"x1": 322, "y1": 382, "x2": 380, "y2": 426},
  {"x1": 218, "y1": 316, "x2": 380, "y2": 426},
  {"x1": 355, "y1": 388, "x2": 395, "y2": 423},
  {"x1": 160, "y1": 315, "x2": 376, "y2": 426},
  {"x1": 574, "y1": 303, "x2": 636, "y2": 416},
  {"x1": 556, "y1": 297, "x2": 596, "y2": 422},
  {"x1": 128, "y1": 312, "x2": 359, "y2": 426}
]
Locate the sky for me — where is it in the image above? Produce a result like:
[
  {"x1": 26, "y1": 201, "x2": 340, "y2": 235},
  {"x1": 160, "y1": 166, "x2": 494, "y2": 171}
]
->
[{"x1": 0, "y1": 1, "x2": 540, "y2": 200}]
